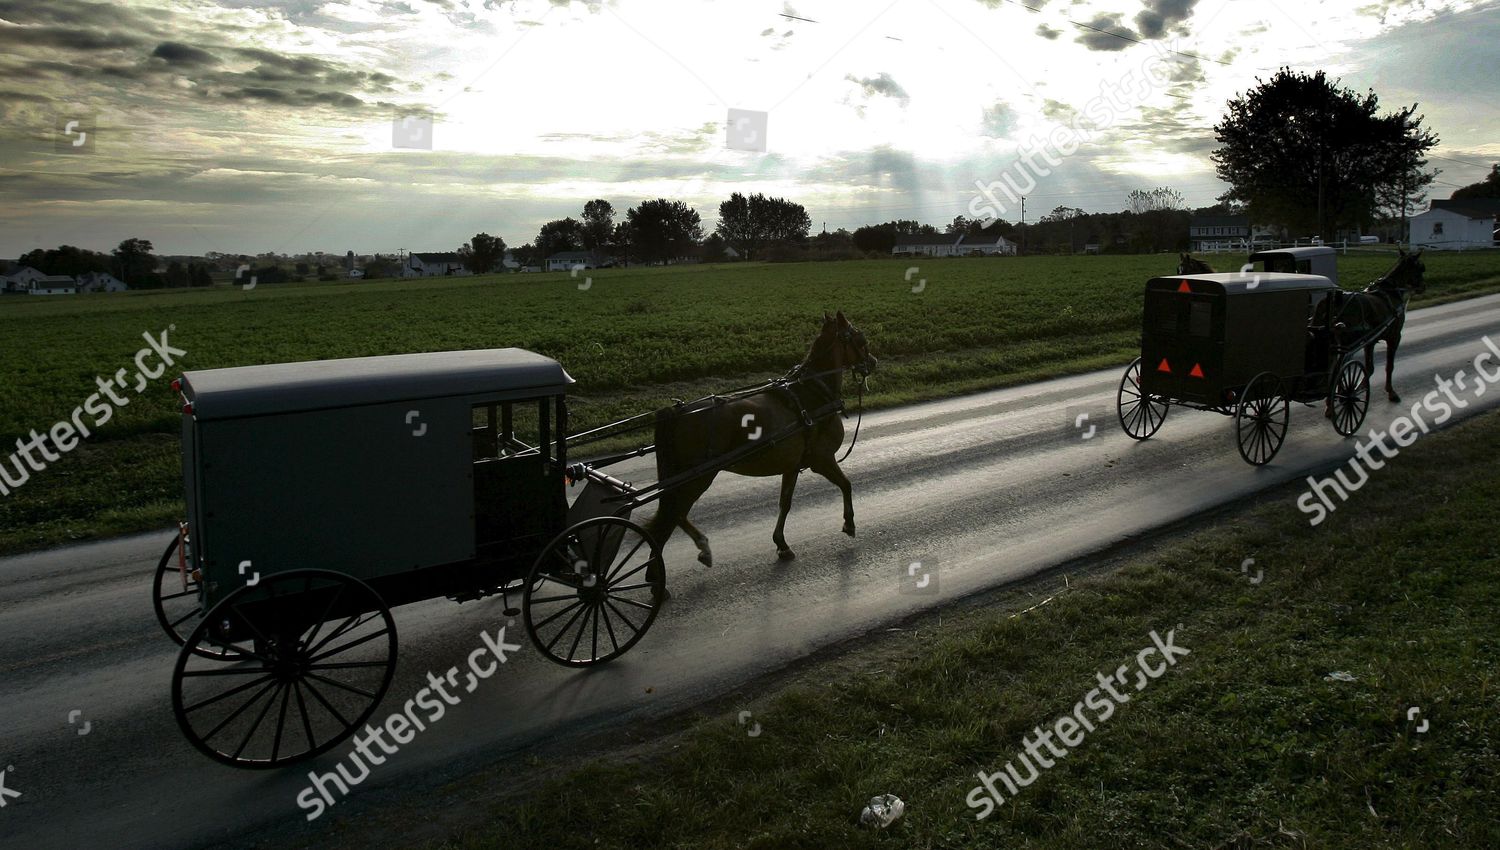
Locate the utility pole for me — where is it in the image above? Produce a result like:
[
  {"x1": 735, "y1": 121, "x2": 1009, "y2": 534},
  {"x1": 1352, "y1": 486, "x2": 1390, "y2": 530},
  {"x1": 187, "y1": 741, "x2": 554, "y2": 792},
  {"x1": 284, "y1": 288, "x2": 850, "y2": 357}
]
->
[
  {"x1": 1316, "y1": 145, "x2": 1325, "y2": 243},
  {"x1": 1020, "y1": 196, "x2": 1026, "y2": 256}
]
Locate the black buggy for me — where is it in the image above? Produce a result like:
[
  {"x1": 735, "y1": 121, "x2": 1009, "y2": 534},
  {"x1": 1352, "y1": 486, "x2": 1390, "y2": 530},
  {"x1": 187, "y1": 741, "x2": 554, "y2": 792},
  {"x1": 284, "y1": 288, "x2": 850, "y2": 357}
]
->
[
  {"x1": 1115, "y1": 251, "x2": 1391, "y2": 465},
  {"x1": 149, "y1": 347, "x2": 856, "y2": 768}
]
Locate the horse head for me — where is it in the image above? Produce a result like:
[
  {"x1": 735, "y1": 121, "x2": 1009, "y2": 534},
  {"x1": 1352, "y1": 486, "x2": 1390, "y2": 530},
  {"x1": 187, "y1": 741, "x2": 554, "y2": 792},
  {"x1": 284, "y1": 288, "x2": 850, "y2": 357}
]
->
[
  {"x1": 1375, "y1": 248, "x2": 1427, "y2": 296},
  {"x1": 811, "y1": 311, "x2": 877, "y2": 377}
]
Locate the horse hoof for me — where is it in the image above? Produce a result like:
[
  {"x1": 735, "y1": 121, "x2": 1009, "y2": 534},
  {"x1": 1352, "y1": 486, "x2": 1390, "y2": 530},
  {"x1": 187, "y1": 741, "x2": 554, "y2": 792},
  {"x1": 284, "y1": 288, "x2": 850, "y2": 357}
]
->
[
  {"x1": 778, "y1": 549, "x2": 796, "y2": 561},
  {"x1": 843, "y1": 523, "x2": 856, "y2": 538},
  {"x1": 697, "y1": 552, "x2": 713, "y2": 567},
  {"x1": 1389, "y1": 393, "x2": 1401, "y2": 403}
]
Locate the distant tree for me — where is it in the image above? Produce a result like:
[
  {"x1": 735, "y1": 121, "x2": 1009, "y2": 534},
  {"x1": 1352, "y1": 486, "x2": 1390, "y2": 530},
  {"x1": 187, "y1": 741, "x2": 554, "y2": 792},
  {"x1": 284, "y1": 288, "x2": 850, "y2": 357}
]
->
[
  {"x1": 698, "y1": 233, "x2": 731, "y2": 262},
  {"x1": 611, "y1": 222, "x2": 636, "y2": 266},
  {"x1": 1212, "y1": 69, "x2": 1438, "y2": 238},
  {"x1": 1127, "y1": 187, "x2": 1185, "y2": 214},
  {"x1": 626, "y1": 199, "x2": 702, "y2": 264},
  {"x1": 1040, "y1": 206, "x2": 1085, "y2": 223},
  {"x1": 164, "y1": 261, "x2": 189, "y2": 288},
  {"x1": 112, "y1": 238, "x2": 156, "y2": 287},
  {"x1": 581, "y1": 199, "x2": 615, "y2": 251},
  {"x1": 190, "y1": 263, "x2": 213, "y2": 287},
  {"x1": 714, "y1": 192, "x2": 811, "y2": 260},
  {"x1": 535, "y1": 218, "x2": 584, "y2": 259},
  {"x1": 17, "y1": 245, "x2": 112, "y2": 277},
  {"x1": 510, "y1": 243, "x2": 541, "y2": 268},
  {"x1": 852, "y1": 220, "x2": 936, "y2": 254},
  {"x1": 459, "y1": 232, "x2": 507, "y2": 274},
  {"x1": 294, "y1": 262, "x2": 310, "y2": 275},
  {"x1": 1449, "y1": 164, "x2": 1500, "y2": 200}
]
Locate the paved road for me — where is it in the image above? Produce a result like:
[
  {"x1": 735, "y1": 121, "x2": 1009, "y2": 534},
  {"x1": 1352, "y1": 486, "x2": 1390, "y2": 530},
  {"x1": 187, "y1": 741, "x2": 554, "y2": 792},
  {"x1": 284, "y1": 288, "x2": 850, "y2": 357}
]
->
[{"x1": 3, "y1": 294, "x2": 1498, "y2": 849}]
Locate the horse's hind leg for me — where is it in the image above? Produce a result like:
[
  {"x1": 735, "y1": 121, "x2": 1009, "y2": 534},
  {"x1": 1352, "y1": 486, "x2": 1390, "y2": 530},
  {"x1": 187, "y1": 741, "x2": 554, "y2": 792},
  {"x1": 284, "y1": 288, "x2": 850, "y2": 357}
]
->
[
  {"x1": 678, "y1": 515, "x2": 714, "y2": 568},
  {"x1": 1384, "y1": 336, "x2": 1402, "y2": 402},
  {"x1": 645, "y1": 475, "x2": 716, "y2": 567},
  {"x1": 773, "y1": 470, "x2": 799, "y2": 561},
  {"x1": 809, "y1": 456, "x2": 855, "y2": 538}
]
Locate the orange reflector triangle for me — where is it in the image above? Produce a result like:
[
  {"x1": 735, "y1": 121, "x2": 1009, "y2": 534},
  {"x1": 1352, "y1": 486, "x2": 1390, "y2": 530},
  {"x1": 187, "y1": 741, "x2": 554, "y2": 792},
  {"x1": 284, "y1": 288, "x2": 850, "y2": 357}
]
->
[
  {"x1": 1157, "y1": 358, "x2": 1172, "y2": 373},
  {"x1": 1177, "y1": 280, "x2": 1192, "y2": 293},
  {"x1": 1189, "y1": 363, "x2": 1205, "y2": 378}
]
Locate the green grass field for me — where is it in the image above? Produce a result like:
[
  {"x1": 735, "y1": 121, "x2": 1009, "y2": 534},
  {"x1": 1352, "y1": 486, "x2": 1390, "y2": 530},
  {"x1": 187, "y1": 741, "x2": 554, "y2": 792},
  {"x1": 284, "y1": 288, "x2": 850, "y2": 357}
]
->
[
  {"x1": 2, "y1": 250, "x2": 1499, "y2": 553},
  {"x1": 431, "y1": 407, "x2": 1500, "y2": 850}
]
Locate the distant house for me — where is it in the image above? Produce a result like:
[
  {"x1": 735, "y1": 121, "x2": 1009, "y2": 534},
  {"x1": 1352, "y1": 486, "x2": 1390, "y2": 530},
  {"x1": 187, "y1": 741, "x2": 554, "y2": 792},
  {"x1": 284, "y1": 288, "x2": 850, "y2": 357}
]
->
[
  {"x1": 403, "y1": 252, "x2": 470, "y2": 277},
  {"x1": 959, "y1": 232, "x2": 1017, "y2": 256},
  {"x1": 2, "y1": 266, "x2": 45, "y2": 293},
  {"x1": 31, "y1": 275, "x2": 79, "y2": 295},
  {"x1": 892, "y1": 232, "x2": 1016, "y2": 257},
  {"x1": 1410, "y1": 198, "x2": 1500, "y2": 250},
  {"x1": 545, "y1": 250, "x2": 603, "y2": 273},
  {"x1": 347, "y1": 269, "x2": 365, "y2": 279},
  {"x1": 1189, "y1": 214, "x2": 1251, "y2": 252},
  {"x1": 501, "y1": 250, "x2": 520, "y2": 271},
  {"x1": 76, "y1": 271, "x2": 127, "y2": 293}
]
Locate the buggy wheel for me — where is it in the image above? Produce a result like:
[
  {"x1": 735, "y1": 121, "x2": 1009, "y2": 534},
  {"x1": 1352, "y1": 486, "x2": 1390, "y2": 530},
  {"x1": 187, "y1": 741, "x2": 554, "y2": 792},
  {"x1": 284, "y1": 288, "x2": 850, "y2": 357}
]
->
[
  {"x1": 152, "y1": 530, "x2": 231, "y2": 659},
  {"x1": 171, "y1": 569, "x2": 397, "y2": 769},
  {"x1": 1117, "y1": 357, "x2": 1169, "y2": 440},
  {"x1": 1329, "y1": 357, "x2": 1370, "y2": 437},
  {"x1": 1235, "y1": 372, "x2": 1289, "y2": 466},
  {"x1": 525, "y1": 516, "x2": 665, "y2": 668}
]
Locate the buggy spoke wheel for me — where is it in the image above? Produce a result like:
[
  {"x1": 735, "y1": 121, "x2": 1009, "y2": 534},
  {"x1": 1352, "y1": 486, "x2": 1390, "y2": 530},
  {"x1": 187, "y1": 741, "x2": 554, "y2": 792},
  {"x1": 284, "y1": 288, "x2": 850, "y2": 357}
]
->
[
  {"x1": 1117, "y1": 357, "x2": 1169, "y2": 440},
  {"x1": 1235, "y1": 372, "x2": 1289, "y2": 466},
  {"x1": 171, "y1": 569, "x2": 397, "y2": 769},
  {"x1": 524, "y1": 516, "x2": 665, "y2": 668},
  {"x1": 1330, "y1": 358, "x2": 1370, "y2": 437},
  {"x1": 152, "y1": 531, "x2": 233, "y2": 659}
]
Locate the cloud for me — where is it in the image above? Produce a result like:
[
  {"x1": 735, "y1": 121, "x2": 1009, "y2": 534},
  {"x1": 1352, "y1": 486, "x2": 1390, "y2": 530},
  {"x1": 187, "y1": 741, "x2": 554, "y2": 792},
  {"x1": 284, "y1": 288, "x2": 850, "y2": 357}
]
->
[
  {"x1": 1036, "y1": 24, "x2": 1062, "y2": 39},
  {"x1": 844, "y1": 72, "x2": 910, "y2": 106},
  {"x1": 151, "y1": 42, "x2": 220, "y2": 67},
  {"x1": 1134, "y1": 0, "x2": 1199, "y2": 39},
  {"x1": 981, "y1": 101, "x2": 1018, "y2": 137},
  {"x1": 1075, "y1": 14, "x2": 1139, "y2": 51}
]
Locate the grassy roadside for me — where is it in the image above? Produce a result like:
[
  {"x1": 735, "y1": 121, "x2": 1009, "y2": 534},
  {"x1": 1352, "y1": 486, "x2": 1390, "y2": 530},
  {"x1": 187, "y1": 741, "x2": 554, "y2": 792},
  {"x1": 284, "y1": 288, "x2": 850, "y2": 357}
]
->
[
  {"x1": 2, "y1": 252, "x2": 1499, "y2": 555},
  {"x1": 430, "y1": 409, "x2": 1500, "y2": 850}
]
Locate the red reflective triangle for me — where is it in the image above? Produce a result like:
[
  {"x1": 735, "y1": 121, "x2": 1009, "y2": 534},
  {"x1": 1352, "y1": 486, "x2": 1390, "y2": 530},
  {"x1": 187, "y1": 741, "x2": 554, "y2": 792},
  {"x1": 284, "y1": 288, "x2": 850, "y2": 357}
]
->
[
  {"x1": 1157, "y1": 358, "x2": 1172, "y2": 373},
  {"x1": 1189, "y1": 363, "x2": 1205, "y2": 378},
  {"x1": 1177, "y1": 280, "x2": 1192, "y2": 293}
]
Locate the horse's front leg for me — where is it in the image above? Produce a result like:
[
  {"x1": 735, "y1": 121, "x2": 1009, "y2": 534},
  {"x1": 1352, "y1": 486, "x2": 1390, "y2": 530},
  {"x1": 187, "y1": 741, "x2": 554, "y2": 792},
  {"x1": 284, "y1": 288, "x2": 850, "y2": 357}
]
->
[
  {"x1": 810, "y1": 457, "x2": 855, "y2": 538},
  {"x1": 773, "y1": 470, "x2": 798, "y2": 560},
  {"x1": 1384, "y1": 336, "x2": 1401, "y2": 402}
]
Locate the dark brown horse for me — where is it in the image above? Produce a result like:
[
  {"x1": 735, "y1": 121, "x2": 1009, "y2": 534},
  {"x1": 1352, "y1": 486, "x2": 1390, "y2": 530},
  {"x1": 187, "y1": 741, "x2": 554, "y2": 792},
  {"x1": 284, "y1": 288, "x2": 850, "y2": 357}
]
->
[
  {"x1": 645, "y1": 311, "x2": 876, "y2": 565},
  {"x1": 1178, "y1": 253, "x2": 1215, "y2": 274},
  {"x1": 1321, "y1": 248, "x2": 1426, "y2": 404}
]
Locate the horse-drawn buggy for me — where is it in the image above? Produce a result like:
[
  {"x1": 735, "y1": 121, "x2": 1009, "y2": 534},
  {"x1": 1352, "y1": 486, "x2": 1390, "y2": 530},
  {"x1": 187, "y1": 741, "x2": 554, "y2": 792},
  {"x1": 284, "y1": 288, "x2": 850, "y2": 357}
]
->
[
  {"x1": 1117, "y1": 247, "x2": 1425, "y2": 465},
  {"x1": 150, "y1": 313, "x2": 874, "y2": 768}
]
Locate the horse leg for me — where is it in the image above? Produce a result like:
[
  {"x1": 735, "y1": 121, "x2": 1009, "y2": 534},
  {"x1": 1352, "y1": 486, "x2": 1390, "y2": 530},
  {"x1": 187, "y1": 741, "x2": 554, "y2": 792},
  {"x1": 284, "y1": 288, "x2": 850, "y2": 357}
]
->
[
  {"x1": 678, "y1": 515, "x2": 714, "y2": 568},
  {"x1": 1384, "y1": 335, "x2": 1401, "y2": 403},
  {"x1": 809, "y1": 456, "x2": 856, "y2": 538},
  {"x1": 645, "y1": 474, "x2": 716, "y2": 567},
  {"x1": 773, "y1": 470, "x2": 799, "y2": 561}
]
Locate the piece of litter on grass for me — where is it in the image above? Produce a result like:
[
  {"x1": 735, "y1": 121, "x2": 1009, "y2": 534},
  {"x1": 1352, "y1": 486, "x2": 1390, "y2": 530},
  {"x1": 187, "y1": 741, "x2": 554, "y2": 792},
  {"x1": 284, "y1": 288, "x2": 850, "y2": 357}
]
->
[
  {"x1": 859, "y1": 794, "x2": 905, "y2": 829},
  {"x1": 1324, "y1": 671, "x2": 1357, "y2": 682}
]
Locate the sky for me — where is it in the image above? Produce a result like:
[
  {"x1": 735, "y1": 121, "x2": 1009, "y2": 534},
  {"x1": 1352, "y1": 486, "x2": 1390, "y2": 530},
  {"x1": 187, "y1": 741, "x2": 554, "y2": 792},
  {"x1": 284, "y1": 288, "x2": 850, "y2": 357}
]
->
[{"x1": 0, "y1": 0, "x2": 1496, "y2": 258}]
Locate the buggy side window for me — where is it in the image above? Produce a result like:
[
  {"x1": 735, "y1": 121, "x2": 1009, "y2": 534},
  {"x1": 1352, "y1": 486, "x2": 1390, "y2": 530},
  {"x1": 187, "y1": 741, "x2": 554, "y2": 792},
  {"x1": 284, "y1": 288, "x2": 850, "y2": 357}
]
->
[{"x1": 472, "y1": 399, "x2": 550, "y2": 461}]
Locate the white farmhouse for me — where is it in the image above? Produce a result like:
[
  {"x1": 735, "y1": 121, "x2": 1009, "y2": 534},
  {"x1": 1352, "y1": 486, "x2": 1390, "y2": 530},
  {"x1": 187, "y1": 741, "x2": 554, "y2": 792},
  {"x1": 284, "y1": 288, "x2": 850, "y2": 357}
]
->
[
  {"x1": 403, "y1": 252, "x2": 471, "y2": 277},
  {"x1": 892, "y1": 232, "x2": 1016, "y2": 257},
  {"x1": 76, "y1": 271, "x2": 128, "y2": 293},
  {"x1": 1409, "y1": 198, "x2": 1499, "y2": 250},
  {"x1": 30, "y1": 275, "x2": 79, "y2": 295},
  {"x1": 2, "y1": 266, "x2": 46, "y2": 293}
]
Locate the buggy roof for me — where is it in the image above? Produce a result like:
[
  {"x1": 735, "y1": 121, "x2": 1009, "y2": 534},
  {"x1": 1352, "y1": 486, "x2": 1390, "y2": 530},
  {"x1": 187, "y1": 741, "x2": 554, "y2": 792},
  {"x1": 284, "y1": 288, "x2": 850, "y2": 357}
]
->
[
  {"x1": 182, "y1": 348, "x2": 573, "y2": 421},
  {"x1": 1249, "y1": 246, "x2": 1337, "y2": 262},
  {"x1": 1149, "y1": 272, "x2": 1339, "y2": 296}
]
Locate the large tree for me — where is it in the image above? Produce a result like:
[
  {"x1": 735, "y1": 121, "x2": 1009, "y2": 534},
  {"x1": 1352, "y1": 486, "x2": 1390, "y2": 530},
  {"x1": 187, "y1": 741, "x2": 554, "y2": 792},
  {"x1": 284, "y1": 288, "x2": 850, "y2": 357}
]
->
[
  {"x1": 1127, "y1": 187, "x2": 1185, "y2": 214},
  {"x1": 1451, "y1": 164, "x2": 1500, "y2": 200},
  {"x1": 17, "y1": 244, "x2": 112, "y2": 277},
  {"x1": 460, "y1": 232, "x2": 507, "y2": 274},
  {"x1": 112, "y1": 238, "x2": 156, "y2": 287},
  {"x1": 714, "y1": 192, "x2": 811, "y2": 260},
  {"x1": 1212, "y1": 70, "x2": 1438, "y2": 239},
  {"x1": 534, "y1": 218, "x2": 584, "y2": 258},
  {"x1": 626, "y1": 199, "x2": 701, "y2": 264},
  {"x1": 581, "y1": 199, "x2": 615, "y2": 251}
]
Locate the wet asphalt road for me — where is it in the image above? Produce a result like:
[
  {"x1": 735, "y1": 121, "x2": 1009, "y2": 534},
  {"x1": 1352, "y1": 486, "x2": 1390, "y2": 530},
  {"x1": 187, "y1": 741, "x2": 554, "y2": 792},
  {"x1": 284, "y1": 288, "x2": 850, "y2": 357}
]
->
[{"x1": 2, "y1": 293, "x2": 1498, "y2": 849}]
